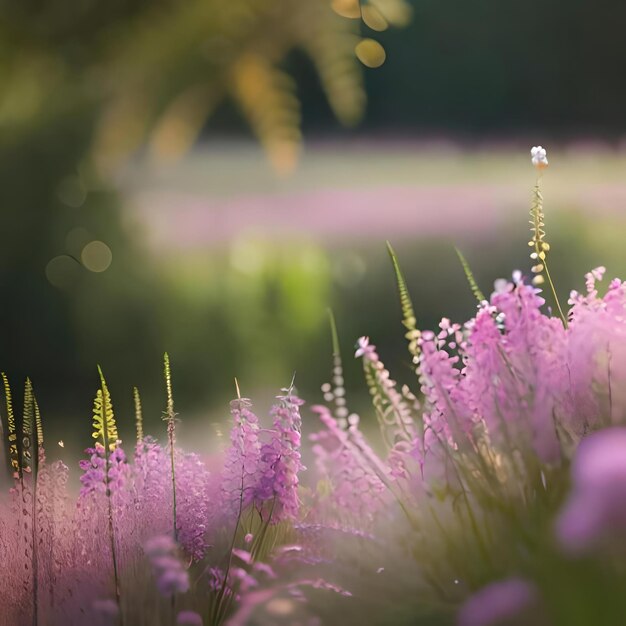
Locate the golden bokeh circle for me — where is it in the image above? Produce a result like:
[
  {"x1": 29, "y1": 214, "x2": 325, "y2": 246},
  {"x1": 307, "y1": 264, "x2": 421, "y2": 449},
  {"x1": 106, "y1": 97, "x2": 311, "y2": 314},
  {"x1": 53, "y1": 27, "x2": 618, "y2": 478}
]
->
[{"x1": 81, "y1": 241, "x2": 113, "y2": 273}]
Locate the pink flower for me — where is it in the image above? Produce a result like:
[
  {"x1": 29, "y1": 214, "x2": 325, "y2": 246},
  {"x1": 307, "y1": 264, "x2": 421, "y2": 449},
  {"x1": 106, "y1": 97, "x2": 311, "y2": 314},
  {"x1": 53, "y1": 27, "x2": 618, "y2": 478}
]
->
[
  {"x1": 255, "y1": 393, "x2": 305, "y2": 521},
  {"x1": 458, "y1": 578, "x2": 539, "y2": 626},
  {"x1": 221, "y1": 397, "x2": 262, "y2": 516},
  {"x1": 177, "y1": 611, "x2": 203, "y2": 626},
  {"x1": 355, "y1": 336, "x2": 377, "y2": 361},
  {"x1": 144, "y1": 535, "x2": 190, "y2": 596},
  {"x1": 557, "y1": 428, "x2": 626, "y2": 554}
]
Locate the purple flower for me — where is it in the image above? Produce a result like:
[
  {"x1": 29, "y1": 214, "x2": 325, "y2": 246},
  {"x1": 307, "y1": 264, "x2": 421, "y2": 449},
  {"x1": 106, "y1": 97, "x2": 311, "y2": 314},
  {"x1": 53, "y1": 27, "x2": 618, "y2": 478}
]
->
[
  {"x1": 177, "y1": 611, "x2": 203, "y2": 626},
  {"x1": 221, "y1": 397, "x2": 262, "y2": 516},
  {"x1": 92, "y1": 598, "x2": 119, "y2": 617},
  {"x1": 457, "y1": 578, "x2": 538, "y2": 626},
  {"x1": 134, "y1": 437, "x2": 171, "y2": 537},
  {"x1": 310, "y1": 406, "x2": 387, "y2": 524},
  {"x1": 79, "y1": 444, "x2": 130, "y2": 499},
  {"x1": 176, "y1": 451, "x2": 211, "y2": 560},
  {"x1": 255, "y1": 393, "x2": 305, "y2": 521},
  {"x1": 145, "y1": 534, "x2": 190, "y2": 597},
  {"x1": 557, "y1": 427, "x2": 626, "y2": 554}
]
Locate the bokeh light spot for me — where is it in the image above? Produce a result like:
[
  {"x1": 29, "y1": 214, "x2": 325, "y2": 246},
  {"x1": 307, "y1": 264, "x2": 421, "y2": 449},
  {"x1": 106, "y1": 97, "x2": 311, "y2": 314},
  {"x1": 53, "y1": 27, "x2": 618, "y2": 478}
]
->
[
  {"x1": 355, "y1": 39, "x2": 386, "y2": 68},
  {"x1": 81, "y1": 241, "x2": 112, "y2": 272},
  {"x1": 45, "y1": 255, "x2": 80, "y2": 288},
  {"x1": 362, "y1": 6, "x2": 388, "y2": 31},
  {"x1": 331, "y1": 0, "x2": 361, "y2": 19}
]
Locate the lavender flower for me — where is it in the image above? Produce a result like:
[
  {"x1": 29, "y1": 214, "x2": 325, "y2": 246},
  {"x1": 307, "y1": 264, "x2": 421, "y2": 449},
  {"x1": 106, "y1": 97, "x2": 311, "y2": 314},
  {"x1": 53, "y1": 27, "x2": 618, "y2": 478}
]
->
[
  {"x1": 176, "y1": 451, "x2": 211, "y2": 560},
  {"x1": 177, "y1": 610, "x2": 203, "y2": 625},
  {"x1": 144, "y1": 534, "x2": 190, "y2": 596},
  {"x1": 255, "y1": 393, "x2": 305, "y2": 521},
  {"x1": 221, "y1": 397, "x2": 262, "y2": 516},
  {"x1": 79, "y1": 444, "x2": 129, "y2": 498},
  {"x1": 310, "y1": 406, "x2": 387, "y2": 524}
]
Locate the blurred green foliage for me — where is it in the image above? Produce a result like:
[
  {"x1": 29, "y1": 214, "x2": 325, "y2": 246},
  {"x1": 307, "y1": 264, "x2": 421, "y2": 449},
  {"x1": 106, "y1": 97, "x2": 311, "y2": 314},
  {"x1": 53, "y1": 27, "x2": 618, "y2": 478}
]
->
[
  {"x1": 0, "y1": 0, "x2": 412, "y2": 436},
  {"x1": 1, "y1": 0, "x2": 624, "y2": 446}
]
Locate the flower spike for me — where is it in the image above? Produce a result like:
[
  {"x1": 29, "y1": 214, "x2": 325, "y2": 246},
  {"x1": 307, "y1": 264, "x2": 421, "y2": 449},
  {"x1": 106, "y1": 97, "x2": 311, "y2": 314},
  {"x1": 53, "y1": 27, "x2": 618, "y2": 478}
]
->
[{"x1": 528, "y1": 146, "x2": 567, "y2": 326}]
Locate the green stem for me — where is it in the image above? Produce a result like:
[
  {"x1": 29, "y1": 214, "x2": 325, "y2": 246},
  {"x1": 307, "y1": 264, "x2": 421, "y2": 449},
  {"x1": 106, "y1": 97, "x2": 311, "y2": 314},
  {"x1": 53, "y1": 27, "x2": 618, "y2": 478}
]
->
[
  {"x1": 32, "y1": 472, "x2": 38, "y2": 626},
  {"x1": 212, "y1": 468, "x2": 245, "y2": 626},
  {"x1": 168, "y1": 422, "x2": 178, "y2": 542},
  {"x1": 543, "y1": 258, "x2": 568, "y2": 328}
]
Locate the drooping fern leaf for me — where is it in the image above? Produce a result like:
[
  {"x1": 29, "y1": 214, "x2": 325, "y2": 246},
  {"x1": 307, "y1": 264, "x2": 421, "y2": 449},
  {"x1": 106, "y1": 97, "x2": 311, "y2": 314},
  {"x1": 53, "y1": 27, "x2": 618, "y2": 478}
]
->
[
  {"x1": 386, "y1": 242, "x2": 421, "y2": 363},
  {"x1": 455, "y1": 246, "x2": 486, "y2": 304},
  {"x1": 230, "y1": 54, "x2": 301, "y2": 175},
  {"x1": 92, "y1": 366, "x2": 118, "y2": 451},
  {"x1": 299, "y1": 1, "x2": 365, "y2": 127},
  {"x1": 133, "y1": 386, "x2": 144, "y2": 444},
  {"x1": 2, "y1": 372, "x2": 20, "y2": 479},
  {"x1": 148, "y1": 85, "x2": 217, "y2": 164}
]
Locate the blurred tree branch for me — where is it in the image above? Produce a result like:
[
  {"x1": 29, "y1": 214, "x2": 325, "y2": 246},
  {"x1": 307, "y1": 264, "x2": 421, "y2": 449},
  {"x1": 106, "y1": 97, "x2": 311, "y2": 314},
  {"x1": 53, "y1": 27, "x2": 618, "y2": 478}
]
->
[{"x1": 0, "y1": 0, "x2": 411, "y2": 172}]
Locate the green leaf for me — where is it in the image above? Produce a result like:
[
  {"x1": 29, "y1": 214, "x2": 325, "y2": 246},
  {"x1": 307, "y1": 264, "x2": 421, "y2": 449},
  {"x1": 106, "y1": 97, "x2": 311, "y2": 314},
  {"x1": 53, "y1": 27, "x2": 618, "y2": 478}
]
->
[
  {"x1": 386, "y1": 242, "x2": 421, "y2": 360},
  {"x1": 92, "y1": 367, "x2": 118, "y2": 451},
  {"x1": 455, "y1": 246, "x2": 486, "y2": 304}
]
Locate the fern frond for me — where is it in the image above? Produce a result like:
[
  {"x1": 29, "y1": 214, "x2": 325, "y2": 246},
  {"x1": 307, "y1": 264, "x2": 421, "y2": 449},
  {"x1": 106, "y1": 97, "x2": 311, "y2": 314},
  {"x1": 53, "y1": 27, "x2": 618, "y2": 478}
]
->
[
  {"x1": 230, "y1": 54, "x2": 301, "y2": 175},
  {"x1": 92, "y1": 367, "x2": 118, "y2": 451},
  {"x1": 368, "y1": 0, "x2": 413, "y2": 27},
  {"x1": 164, "y1": 353, "x2": 174, "y2": 420},
  {"x1": 148, "y1": 85, "x2": 217, "y2": 164},
  {"x1": 0, "y1": 406, "x2": 6, "y2": 483},
  {"x1": 34, "y1": 394, "x2": 43, "y2": 452},
  {"x1": 163, "y1": 352, "x2": 178, "y2": 541},
  {"x1": 133, "y1": 386, "x2": 144, "y2": 444},
  {"x1": 325, "y1": 310, "x2": 350, "y2": 425},
  {"x1": 23, "y1": 378, "x2": 41, "y2": 625},
  {"x1": 362, "y1": 355, "x2": 416, "y2": 448},
  {"x1": 299, "y1": 2, "x2": 365, "y2": 126},
  {"x1": 455, "y1": 247, "x2": 486, "y2": 304},
  {"x1": 92, "y1": 93, "x2": 152, "y2": 175},
  {"x1": 21, "y1": 378, "x2": 36, "y2": 476},
  {"x1": 1, "y1": 372, "x2": 20, "y2": 478},
  {"x1": 386, "y1": 242, "x2": 421, "y2": 362},
  {"x1": 91, "y1": 366, "x2": 124, "y2": 621}
]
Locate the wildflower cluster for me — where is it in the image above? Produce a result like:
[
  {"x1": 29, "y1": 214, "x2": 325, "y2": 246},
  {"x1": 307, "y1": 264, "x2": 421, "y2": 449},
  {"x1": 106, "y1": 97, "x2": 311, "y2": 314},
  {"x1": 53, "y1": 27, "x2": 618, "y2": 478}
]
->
[
  {"x1": 0, "y1": 365, "x2": 341, "y2": 626},
  {"x1": 2, "y1": 148, "x2": 626, "y2": 626},
  {"x1": 308, "y1": 148, "x2": 626, "y2": 625}
]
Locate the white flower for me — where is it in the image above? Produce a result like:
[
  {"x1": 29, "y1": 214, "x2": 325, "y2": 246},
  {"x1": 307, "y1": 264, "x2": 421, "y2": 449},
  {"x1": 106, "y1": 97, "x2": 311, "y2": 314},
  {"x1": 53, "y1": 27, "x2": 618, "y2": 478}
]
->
[{"x1": 530, "y1": 146, "x2": 548, "y2": 169}]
